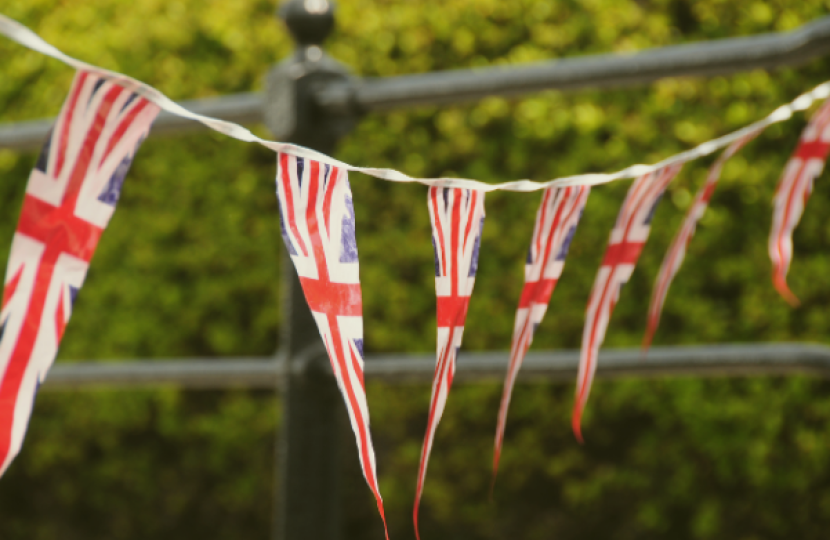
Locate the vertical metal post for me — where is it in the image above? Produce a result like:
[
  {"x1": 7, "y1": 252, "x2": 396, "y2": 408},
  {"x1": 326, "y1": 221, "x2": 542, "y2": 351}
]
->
[
  {"x1": 266, "y1": 2, "x2": 359, "y2": 539},
  {"x1": 273, "y1": 264, "x2": 342, "y2": 540}
]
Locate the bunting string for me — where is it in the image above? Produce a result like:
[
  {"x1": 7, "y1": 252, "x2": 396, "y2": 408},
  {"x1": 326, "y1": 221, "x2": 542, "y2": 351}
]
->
[{"x1": 2, "y1": 13, "x2": 830, "y2": 193}]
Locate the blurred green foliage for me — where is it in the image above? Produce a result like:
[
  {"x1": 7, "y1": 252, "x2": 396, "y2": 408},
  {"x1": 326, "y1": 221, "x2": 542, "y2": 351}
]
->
[{"x1": 2, "y1": 0, "x2": 830, "y2": 539}]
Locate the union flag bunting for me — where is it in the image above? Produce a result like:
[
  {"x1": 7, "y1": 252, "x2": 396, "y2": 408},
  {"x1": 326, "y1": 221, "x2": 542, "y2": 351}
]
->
[
  {"x1": 0, "y1": 71, "x2": 159, "y2": 475},
  {"x1": 769, "y1": 99, "x2": 830, "y2": 305},
  {"x1": 275, "y1": 154, "x2": 388, "y2": 537},
  {"x1": 643, "y1": 131, "x2": 760, "y2": 351},
  {"x1": 573, "y1": 164, "x2": 682, "y2": 441},
  {"x1": 492, "y1": 185, "x2": 589, "y2": 483},
  {"x1": 414, "y1": 187, "x2": 485, "y2": 539}
]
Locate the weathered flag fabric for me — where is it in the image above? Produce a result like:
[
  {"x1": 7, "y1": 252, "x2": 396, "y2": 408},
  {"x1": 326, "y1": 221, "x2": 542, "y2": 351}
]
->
[
  {"x1": 275, "y1": 153, "x2": 388, "y2": 537},
  {"x1": 573, "y1": 164, "x2": 682, "y2": 441},
  {"x1": 643, "y1": 132, "x2": 760, "y2": 352},
  {"x1": 414, "y1": 187, "x2": 485, "y2": 539},
  {"x1": 492, "y1": 185, "x2": 590, "y2": 481},
  {"x1": 769, "y1": 99, "x2": 830, "y2": 305},
  {"x1": 0, "y1": 71, "x2": 159, "y2": 475}
]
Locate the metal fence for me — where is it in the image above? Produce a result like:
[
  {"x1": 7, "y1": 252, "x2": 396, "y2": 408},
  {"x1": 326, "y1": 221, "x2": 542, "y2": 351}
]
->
[
  {"x1": 3, "y1": 3, "x2": 830, "y2": 539},
  {"x1": 39, "y1": 343, "x2": 830, "y2": 390}
]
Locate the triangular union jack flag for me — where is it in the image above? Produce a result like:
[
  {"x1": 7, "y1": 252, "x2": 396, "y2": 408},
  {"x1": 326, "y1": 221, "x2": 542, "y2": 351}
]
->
[
  {"x1": 573, "y1": 164, "x2": 682, "y2": 442},
  {"x1": 769, "y1": 99, "x2": 830, "y2": 305},
  {"x1": 414, "y1": 186, "x2": 485, "y2": 540},
  {"x1": 644, "y1": 130, "x2": 760, "y2": 351},
  {"x1": 492, "y1": 185, "x2": 589, "y2": 484},
  {"x1": 275, "y1": 153, "x2": 388, "y2": 538},
  {"x1": 0, "y1": 71, "x2": 159, "y2": 475}
]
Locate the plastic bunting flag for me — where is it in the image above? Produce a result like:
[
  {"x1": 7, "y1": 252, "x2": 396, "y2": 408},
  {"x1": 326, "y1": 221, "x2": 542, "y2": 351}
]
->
[
  {"x1": 643, "y1": 131, "x2": 760, "y2": 352},
  {"x1": 769, "y1": 99, "x2": 830, "y2": 305},
  {"x1": 0, "y1": 71, "x2": 159, "y2": 475},
  {"x1": 274, "y1": 153, "x2": 388, "y2": 538},
  {"x1": 492, "y1": 185, "x2": 590, "y2": 484},
  {"x1": 572, "y1": 164, "x2": 682, "y2": 441},
  {"x1": 415, "y1": 187, "x2": 485, "y2": 540}
]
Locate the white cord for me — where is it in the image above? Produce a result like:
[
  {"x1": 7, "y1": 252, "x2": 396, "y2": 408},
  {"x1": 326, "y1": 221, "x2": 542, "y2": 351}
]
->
[{"x1": 2, "y1": 12, "x2": 828, "y2": 192}]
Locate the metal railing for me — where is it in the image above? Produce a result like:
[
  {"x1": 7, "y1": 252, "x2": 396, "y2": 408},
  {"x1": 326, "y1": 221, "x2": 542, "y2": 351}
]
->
[
  {"x1": 4, "y1": 12, "x2": 830, "y2": 150},
  {"x1": 41, "y1": 343, "x2": 830, "y2": 389},
  {"x1": 3, "y1": 3, "x2": 830, "y2": 540}
]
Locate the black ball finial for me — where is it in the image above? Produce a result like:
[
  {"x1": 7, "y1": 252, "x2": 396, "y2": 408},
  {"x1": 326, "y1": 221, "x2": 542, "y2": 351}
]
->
[{"x1": 280, "y1": 0, "x2": 336, "y2": 47}]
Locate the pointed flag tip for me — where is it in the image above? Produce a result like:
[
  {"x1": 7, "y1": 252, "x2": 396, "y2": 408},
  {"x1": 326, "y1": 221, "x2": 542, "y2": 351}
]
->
[
  {"x1": 489, "y1": 458, "x2": 500, "y2": 501},
  {"x1": 377, "y1": 501, "x2": 390, "y2": 540},
  {"x1": 773, "y1": 274, "x2": 800, "y2": 307},
  {"x1": 413, "y1": 502, "x2": 422, "y2": 540},
  {"x1": 641, "y1": 332, "x2": 654, "y2": 358},
  {"x1": 571, "y1": 411, "x2": 585, "y2": 444}
]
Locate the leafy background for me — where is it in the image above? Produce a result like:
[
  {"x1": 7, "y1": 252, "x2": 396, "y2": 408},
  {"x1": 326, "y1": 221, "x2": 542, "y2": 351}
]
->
[{"x1": 2, "y1": 0, "x2": 830, "y2": 539}]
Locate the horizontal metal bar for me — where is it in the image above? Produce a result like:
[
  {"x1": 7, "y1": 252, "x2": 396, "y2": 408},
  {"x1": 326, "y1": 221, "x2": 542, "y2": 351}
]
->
[
  {"x1": 44, "y1": 356, "x2": 282, "y2": 389},
  {"x1": 318, "y1": 15, "x2": 830, "y2": 112},
  {"x1": 367, "y1": 343, "x2": 830, "y2": 382},
  {"x1": 4, "y1": 16, "x2": 830, "y2": 151},
  {"x1": 0, "y1": 92, "x2": 264, "y2": 151},
  {"x1": 41, "y1": 343, "x2": 830, "y2": 390}
]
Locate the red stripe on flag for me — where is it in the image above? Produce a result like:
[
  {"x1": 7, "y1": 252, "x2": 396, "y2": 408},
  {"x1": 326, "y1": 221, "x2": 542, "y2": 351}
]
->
[
  {"x1": 533, "y1": 189, "x2": 552, "y2": 262},
  {"x1": 55, "y1": 72, "x2": 88, "y2": 178},
  {"x1": 100, "y1": 99, "x2": 151, "y2": 166},
  {"x1": 601, "y1": 241, "x2": 645, "y2": 267},
  {"x1": 436, "y1": 296, "x2": 469, "y2": 327},
  {"x1": 17, "y1": 196, "x2": 102, "y2": 262},
  {"x1": 299, "y1": 277, "x2": 362, "y2": 316},
  {"x1": 794, "y1": 139, "x2": 830, "y2": 161},
  {"x1": 55, "y1": 288, "x2": 67, "y2": 341},
  {"x1": 450, "y1": 191, "x2": 461, "y2": 294},
  {"x1": 322, "y1": 165, "x2": 338, "y2": 233},
  {"x1": 462, "y1": 190, "x2": 476, "y2": 254},
  {"x1": 0, "y1": 251, "x2": 58, "y2": 467},
  {"x1": 517, "y1": 279, "x2": 556, "y2": 308}
]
